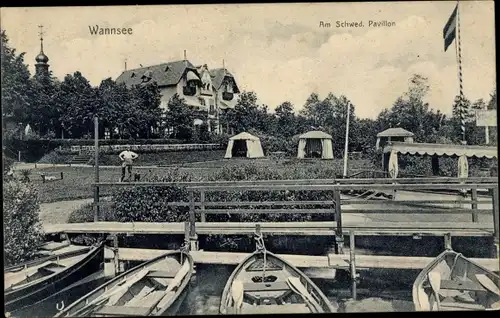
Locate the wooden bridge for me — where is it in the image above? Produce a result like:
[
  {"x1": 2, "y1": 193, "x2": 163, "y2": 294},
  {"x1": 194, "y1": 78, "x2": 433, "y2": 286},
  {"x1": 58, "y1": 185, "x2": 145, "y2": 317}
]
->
[{"x1": 45, "y1": 175, "x2": 499, "y2": 300}]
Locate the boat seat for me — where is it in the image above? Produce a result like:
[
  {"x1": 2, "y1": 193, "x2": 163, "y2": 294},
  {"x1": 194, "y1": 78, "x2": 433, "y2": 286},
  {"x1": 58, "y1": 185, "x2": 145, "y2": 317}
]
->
[
  {"x1": 147, "y1": 270, "x2": 178, "y2": 278},
  {"x1": 243, "y1": 281, "x2": 290, "y2": 292},
  {"x1": 95, "y1": 305, "x2": 151, "y2": 316},
  {"x1": 241, "y1": 303, "x2": 311, "y2": 314},
  {"x1": 440, "y1": 280, "x2": 486, "y2": 292}
]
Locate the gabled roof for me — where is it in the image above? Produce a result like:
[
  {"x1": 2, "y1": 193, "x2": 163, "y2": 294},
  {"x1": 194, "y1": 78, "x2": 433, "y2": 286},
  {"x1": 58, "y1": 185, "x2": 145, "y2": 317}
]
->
[
  {"x1": 210, "y1": 68, "x2": 241, "y2": 93},
  {"x1": 230, "y1": 132, "x2": 260, "y2": 141},
  {"x1": 299, "y1": 130, "x2": 332, "y2": 139},
  {"x1": 377, "y1": 127, "x2": 415, "y2": 138},
  {"x1": 116, "y1": 60, "x2": 199, "y2": 88},
  {"x1": 383, "y1": 142, "x2": 497, "y2": 159}
]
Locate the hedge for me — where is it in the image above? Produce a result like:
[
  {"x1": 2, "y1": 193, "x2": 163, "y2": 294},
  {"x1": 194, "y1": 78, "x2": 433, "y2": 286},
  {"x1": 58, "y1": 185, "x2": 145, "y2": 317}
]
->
[{"x1": 6, "y1": 138, "x2": 226, "y2": 162}]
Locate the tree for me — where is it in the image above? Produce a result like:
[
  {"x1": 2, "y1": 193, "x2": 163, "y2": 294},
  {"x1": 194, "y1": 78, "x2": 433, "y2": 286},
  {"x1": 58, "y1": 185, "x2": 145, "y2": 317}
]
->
[
  {"x1": 1, "y1": 30, "x2": 33, "y2": 130},
  {"x1": 274, "y1": 101, "x2": 296, "y2": 138},
  {"x1": 229, "y1": 91, "x2": 263, "y2": 132},
  {"x1": 129, "y1": 82, "x2": 163, "y2": 138},
  {"x1": 165, "y1": 94, "x2": 195, "y2": 140},
  {"x1": 375, "y1": 74, "x2": 444, "y2": 144},
  {"x1": 29, "y1": 71, "x2": 61, "y2": 137},
  {"x1": 57, "y1": 72, "x2": 99, "y2": 138}
]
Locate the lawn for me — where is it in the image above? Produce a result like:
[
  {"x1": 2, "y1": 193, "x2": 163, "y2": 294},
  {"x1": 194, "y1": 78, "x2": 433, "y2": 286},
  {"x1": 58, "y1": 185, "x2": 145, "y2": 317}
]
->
[{"x1": 18, "y1": 158, "x2": 375, "y2": 203}]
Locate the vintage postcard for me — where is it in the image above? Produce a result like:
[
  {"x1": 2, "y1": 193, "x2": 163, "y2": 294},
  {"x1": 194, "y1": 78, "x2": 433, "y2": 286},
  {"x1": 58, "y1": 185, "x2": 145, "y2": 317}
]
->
[{"x1": 2, "y1": 1, "x2": 498, "y2": 316}]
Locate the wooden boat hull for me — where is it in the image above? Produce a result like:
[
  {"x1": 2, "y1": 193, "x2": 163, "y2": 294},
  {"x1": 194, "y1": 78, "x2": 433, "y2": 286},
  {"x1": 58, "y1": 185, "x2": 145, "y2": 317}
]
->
[
  {"x1": 413, "y1": 249, "x2": 500, "y2": 311},
  {"x1": 4, "y1": 242, "x2": 105, "y2": 313},
  {"x1": 55, "y1": 250, "x2": 193, "y2": 317},
  {"x1": 220, "y1": 250, "x2": 336, "y2": 314}
]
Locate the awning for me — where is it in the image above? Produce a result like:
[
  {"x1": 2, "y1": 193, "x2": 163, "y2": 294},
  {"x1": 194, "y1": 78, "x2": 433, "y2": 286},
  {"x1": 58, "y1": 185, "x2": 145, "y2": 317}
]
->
[{"x1": 383, "y1": 142, "x2": 498, "y2": 159}]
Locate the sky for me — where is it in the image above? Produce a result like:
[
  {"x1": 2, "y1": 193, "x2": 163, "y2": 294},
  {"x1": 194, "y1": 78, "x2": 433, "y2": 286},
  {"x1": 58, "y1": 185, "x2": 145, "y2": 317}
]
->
[{"x1": 1, "y1": 1, "x2": 496, "y2": 119}]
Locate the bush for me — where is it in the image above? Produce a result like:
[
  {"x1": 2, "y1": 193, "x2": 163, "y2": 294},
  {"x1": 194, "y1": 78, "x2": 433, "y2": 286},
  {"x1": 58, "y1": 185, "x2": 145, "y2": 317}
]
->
[
  {"x1": 68, "y1": 203, "x2": 115, "y2": 223},
  {"x1": 37, "y1": 150, "x2": 74, "y2": 164},
  {"x1": 3, "y1": 153, "x2": 15, "y2": 176},
  {"x1": 3, "y1": 179, "x2": 45, "y2": 266}
]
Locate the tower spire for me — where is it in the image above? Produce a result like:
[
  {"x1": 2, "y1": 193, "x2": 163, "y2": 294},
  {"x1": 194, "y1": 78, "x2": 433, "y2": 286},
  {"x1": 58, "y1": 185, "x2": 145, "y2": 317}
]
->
[
  {"x1": 35, "y1": 25, "x2": 50, "y2": 78},
  {"x1": 38, "y1": 25, "x2": 45, "y2": 53}
]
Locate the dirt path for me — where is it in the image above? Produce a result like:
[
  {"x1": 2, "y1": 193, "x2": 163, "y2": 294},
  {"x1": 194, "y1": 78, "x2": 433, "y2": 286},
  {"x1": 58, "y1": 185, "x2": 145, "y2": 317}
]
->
[{"x1": 39, "y1": 198, "x2": 94, "y2": 225}]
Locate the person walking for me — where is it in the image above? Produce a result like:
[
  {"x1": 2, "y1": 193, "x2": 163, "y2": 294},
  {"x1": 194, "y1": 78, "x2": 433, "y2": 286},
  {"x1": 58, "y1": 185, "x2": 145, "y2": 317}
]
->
[{"x1": 119, "y1": 146, "x2": 139, "y2": 182}]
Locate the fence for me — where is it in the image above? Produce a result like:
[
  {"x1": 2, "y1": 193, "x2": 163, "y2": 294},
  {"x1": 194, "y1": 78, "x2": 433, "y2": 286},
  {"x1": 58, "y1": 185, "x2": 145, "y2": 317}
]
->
[
  {"x1": 70, "y1": 143, "x2": 223, "y2": 154},
  {"x1": 92, "y1": 177, "x2": 499, "y2": 256}
]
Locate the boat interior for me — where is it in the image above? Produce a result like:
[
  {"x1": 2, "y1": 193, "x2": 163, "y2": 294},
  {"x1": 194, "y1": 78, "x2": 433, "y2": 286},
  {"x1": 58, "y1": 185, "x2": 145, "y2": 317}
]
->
[
  {"x1": 415, "y1": 252, "x2": 500, "y2": 311},
  {"x1": 225, "y1": 254, "x2": 326, "y2": 314},
  {"x1": 71, "y1": 254, "x2": 190, "y2": 317},
  {"x1": 4, "y1": 252, "x2": 89, "y2": 291}
]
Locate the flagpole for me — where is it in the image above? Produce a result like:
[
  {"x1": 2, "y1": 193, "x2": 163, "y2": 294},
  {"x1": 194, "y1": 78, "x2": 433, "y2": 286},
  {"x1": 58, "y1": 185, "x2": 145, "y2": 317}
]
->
[
  {"x1": 343, "y1": 101, "x2": 351, "y2": 178},
  {"x1": 455, "y1": 1, "x2": 466, "y2": 145}
]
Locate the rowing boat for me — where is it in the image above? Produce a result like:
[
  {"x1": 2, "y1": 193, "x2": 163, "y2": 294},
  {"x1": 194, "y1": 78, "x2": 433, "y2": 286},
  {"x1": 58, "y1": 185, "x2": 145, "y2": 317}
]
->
[
  {"x1": 220, "y1": 250, "x2": 336, "y2": 314},
  {"x1": 413, "y1": 249, "x2": 500, "y2": 311},
  {"x1": 55, "y1": 250, "x2": 193, "y2": 317},
  {"x1": 4, "y1": 242, "x2": 105, "y2": 313}
]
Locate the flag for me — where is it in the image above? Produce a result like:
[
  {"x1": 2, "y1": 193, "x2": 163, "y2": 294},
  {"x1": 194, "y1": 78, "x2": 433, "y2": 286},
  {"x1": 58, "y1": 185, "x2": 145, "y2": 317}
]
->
[{"x1": 443, "y1": 4, "x2": 458, "y2": 52}]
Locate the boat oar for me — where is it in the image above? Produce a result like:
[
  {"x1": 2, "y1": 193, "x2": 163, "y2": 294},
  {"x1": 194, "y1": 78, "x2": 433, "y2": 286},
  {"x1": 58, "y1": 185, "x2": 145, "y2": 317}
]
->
[
  {"x1": 287, "y1": 277, "x2": 320, "y2": 313},
  {"x1": 231, "y1": 280, "x2": 244, "y2": 314},
  {"x1": 475, "y1": 274, "x2": 500, "y2": 296},
  {"x1": 428, "y1": 272, "x2": 442, "y2": 311}
]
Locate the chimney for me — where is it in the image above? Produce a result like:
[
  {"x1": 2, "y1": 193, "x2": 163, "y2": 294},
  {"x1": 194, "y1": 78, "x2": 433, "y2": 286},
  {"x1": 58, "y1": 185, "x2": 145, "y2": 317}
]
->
[
  {"x1": 124, "y1": 58, "x2": 127, "y2": 71},
  {"x1": 184, "y1": 50, "x2": 187, "y2": 67}
]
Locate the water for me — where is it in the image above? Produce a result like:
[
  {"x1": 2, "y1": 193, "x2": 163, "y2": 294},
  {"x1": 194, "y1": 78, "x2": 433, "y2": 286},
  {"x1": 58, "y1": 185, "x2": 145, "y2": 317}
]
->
[
  {"x1": 10, "y1": 264, "x2": 416, "y2": 317},
  {"x1": 9, "y1": 235, "x2": 491, "y2": 316}
]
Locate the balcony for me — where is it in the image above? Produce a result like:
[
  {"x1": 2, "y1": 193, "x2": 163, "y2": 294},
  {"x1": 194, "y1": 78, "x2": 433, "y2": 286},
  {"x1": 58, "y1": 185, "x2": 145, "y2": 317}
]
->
[
  {"x1": 222, "y1": 92, "x2": 234, "y2": 101},
  {"x1": 183, "y1": 86, "x2": 196, "y2": 96}
]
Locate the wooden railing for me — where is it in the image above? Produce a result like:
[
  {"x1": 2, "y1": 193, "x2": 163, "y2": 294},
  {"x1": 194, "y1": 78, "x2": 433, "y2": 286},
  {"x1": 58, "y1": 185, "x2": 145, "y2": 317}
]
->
[{"x1": 92, "y1": 177, "x2": 499, "y2": 254}]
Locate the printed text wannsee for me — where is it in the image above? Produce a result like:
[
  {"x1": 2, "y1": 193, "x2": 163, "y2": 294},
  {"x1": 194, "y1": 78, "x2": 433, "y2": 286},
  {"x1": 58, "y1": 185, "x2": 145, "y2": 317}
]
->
[
  {"x1": 319, "y1": 20, "x2": 396, "y2": 28},
  {"x1": 89, "y1": 25, "x2": 133, "y2": 35}
]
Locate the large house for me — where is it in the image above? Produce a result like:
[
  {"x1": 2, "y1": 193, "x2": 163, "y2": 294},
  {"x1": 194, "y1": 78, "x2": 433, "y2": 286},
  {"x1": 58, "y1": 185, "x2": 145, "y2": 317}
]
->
[{"x1": 115, "y1": 59, "x2": 240, "y2": 134}]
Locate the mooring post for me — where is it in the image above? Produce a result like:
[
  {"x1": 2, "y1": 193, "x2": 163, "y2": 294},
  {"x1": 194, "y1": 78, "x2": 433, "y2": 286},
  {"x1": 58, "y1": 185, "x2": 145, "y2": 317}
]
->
[
  {"x1": 188, "y1": 189, "x2": 199, "y2": 251},
  {"x1": 60, "y1": 171, "x2": 64, "y2": 180},
  {"x1": 471, "y1": 188, "x2": 478, "y2": 223},
  {"x1": 113, "y1": 234, "x2": 120, "y2": 275},
  {"x1": 444, "y1": 233, "x2": 452, "y2": 250},
  {"x1": 200, "y1": 191, "x2": 206, "y2": 223},
  {"x1": 491, "y1": 185, "x2": 499, "y2": 259},
  {"x1": 93, "y1": 116, "x2": 100, "y2": 222},
  {"x1": 184, "y1": 221, "x2": 190, "y2": 248},
  {"x1": 349, "y1": 231, "x2": 357, "y2": 300},
  {"x1": 334, "y1": 189, "x2": 344, "y2": 254}
]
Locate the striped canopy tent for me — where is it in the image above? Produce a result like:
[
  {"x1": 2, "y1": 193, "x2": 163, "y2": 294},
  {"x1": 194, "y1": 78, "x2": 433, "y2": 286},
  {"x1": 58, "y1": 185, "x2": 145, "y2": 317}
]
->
[
  {"x1": 382, "y1": 142, "x2": 498, "y2": 179},
  {"x1": 297, "y1": 131, "x2": 334, "y2": 160},
  {"x1": 224, "y1": 132, "x2": 265, "y2": 159}
]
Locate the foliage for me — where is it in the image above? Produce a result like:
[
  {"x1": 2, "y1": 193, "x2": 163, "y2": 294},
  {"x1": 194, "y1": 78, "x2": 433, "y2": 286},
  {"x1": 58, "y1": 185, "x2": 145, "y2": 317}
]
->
[
  {"x1": 68, "y1": 203, "x2": 114, "y2": 223},
  {"x1": 3, "y1": 179, "x2": 45, "y2": 266},
  {"x1": 165, "y1": 94, "x2": 196, "y2": 140},
  {"x1": 1, "y1": 30, "x2": 32, "y2": 127},
  {"x1": 110, "y1": 169, "x2": 193, "y2": 222}
]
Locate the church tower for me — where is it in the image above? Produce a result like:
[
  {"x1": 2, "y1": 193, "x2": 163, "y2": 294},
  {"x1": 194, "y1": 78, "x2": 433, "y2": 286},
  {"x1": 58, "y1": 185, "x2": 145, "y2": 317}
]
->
[{"x1": 35, "y1": 25, "x2": 50, "y2": 78}]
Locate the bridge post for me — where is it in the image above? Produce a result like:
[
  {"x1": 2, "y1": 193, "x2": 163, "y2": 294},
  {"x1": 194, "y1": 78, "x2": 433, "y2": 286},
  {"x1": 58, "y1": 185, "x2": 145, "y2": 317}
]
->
[
  {"x1": 349, "y1": 231, "x2": 357, "y2": 300},
  {"x1": 200, "y1": 191, "x2": 206, "y2": 223},
  {"x1": 471, "y1": 189, "x2": 478, "y2": 223},
  {"x1": 94, "y1": 116, "x2": 100, "y2": 222},
  {"x1": 189, "y1": 189, "x2": 199, "y2": 251},
  {"x1": 492, "y1": 186, "x2": 499, "y2": 258},
  {"x1": 334, "y1": 189, "x2": 344, "y2": 254},
  {"x1": 113, "y1": 234, "x2": 120, "y2": 275},
  {"x1": 444, "y1": 233, "x2": 452, "y2": 250}
]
